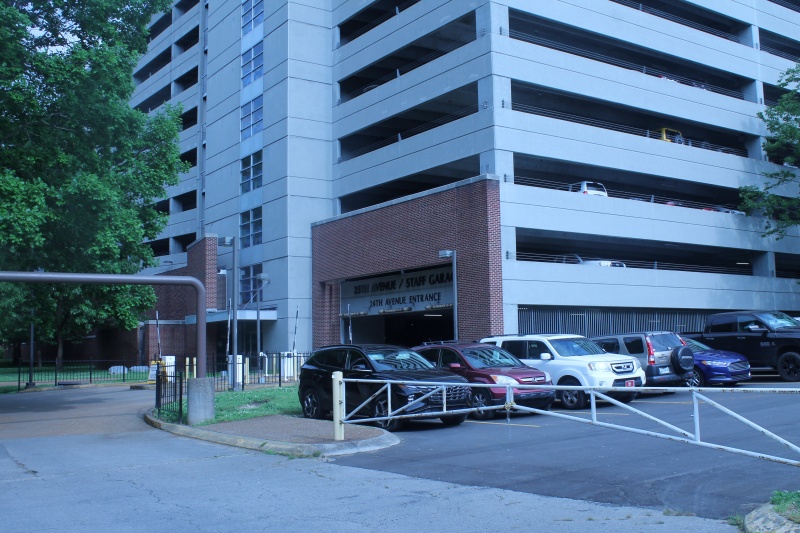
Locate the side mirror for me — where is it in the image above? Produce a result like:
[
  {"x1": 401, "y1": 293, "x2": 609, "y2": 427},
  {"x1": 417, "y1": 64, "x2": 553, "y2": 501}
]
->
[
  {"x1": 540, "y1": 353, "x2": 552, "y2": 361},
  {"x1": 746, "y1": 324, "x2": 766, "y2": 332},
  {"x1": 448, "y1": 363, "x2": 462, "y2": 370},
  {"x1": 352, "y1": 364, "x2": 369, "y2": 371}
]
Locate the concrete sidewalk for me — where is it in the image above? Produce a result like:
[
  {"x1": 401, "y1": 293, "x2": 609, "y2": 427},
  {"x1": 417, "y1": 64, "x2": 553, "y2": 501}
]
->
[{"x1": 144, "y1": 411, "x2": 400, "y2": 456}]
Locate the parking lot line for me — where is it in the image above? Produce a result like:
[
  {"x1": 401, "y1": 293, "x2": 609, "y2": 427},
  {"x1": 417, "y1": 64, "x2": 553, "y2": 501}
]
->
[{"x1": 468, "y1": 419, "x2": 543, "y2": 428}]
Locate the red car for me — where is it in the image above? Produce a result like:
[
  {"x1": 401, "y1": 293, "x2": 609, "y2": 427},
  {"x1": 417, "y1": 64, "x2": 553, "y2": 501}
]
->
[{"x1": 413, "y1": 341, "x2": 554, "y2": 420}]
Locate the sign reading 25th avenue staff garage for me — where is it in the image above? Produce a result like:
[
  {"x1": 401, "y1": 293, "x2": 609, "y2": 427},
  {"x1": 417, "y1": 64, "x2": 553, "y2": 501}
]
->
[{"x1": 340, "y1": 267, "x2": 454, "y2": 316}]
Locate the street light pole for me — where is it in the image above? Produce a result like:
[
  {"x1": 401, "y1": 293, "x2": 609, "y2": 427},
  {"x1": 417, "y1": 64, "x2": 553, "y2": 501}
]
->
[
  {"x1": 255, "y1": 272, "x2": 268, "y2": 383},
  {"x1": 219, "y1": 236, "x2": 238, "y2": 390},
  {"x1": 438, "y1": 249, "x2": 458, "y2": 341}
]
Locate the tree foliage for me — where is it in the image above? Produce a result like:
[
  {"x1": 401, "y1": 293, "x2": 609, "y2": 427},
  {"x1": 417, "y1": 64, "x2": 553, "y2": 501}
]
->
[
  {"x1": 741, "y1": 64, "x2": 800, "y2": 238},
  {"x1": 0, "y1": 1, "x2": 186, "y2": 359}
]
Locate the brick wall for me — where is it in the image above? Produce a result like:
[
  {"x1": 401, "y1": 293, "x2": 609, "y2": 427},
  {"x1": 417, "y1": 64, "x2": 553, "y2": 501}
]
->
[{"x1": 312, "y1": 178, "x2": 503, "y2": 347}]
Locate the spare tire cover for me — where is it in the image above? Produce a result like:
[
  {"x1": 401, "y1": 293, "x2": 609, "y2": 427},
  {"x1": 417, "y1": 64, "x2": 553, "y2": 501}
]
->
[{"x1": 671, "y1": 346, "x2": 694, "y2": 372}]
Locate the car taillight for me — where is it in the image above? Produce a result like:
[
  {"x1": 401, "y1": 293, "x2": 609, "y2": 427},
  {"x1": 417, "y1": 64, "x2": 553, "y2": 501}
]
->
[
  {"x1": 646, "y1": 336, "x2": 656, "y2": 365},
  {"x1": 679, "y1": 337, "x2": 687, "y2": 346}
]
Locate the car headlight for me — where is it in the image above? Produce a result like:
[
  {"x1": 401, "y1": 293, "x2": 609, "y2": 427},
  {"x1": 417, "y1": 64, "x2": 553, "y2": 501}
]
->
[
  {"x1": 588, "y1": 362, "x2": 612, "y2": 373},
  {"x1": 543, "y1": 371, "x2": 552, "y2": 382},
  {"x1": 700, "y1": 360, "x2": 729, "y2": 367},
  {"x1": 632, "y1": 358, "x2": 641, "y2": 371},
  {"x1": 490, "y1": 375, "x2": 519, "y2": 385}
]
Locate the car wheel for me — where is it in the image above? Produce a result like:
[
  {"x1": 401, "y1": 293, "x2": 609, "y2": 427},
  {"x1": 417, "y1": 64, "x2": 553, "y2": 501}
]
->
[
  {"x1": 440, "y1": 414, "x2": 467, "y2": 427},
  {"x1": 777, "y1": 352, "x2": 800, "y2": 382},
  {"x1": 686, "y1": 367, "x2": 705, "y2": 387},
  {"x1": 559, "y1": 378, "x2": 587, "y2": 410},
  {"x1": 616, "y1": 393, "x2": 637, "y2": 404},
  {"x1": 671, "y1": 346, "x2": 695, "y2": 373},
  {"x1": 471, "y1": 389, "x2": 495, "y2": 420},
  {"x1": 373, "y1": 397, "x2": 404, "y2": 431},
  {"x1": 301, "y1": 387, "x2": 324, "y2": 419}
]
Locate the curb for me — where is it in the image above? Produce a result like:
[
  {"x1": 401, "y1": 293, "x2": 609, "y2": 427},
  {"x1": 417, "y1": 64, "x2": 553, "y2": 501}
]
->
[
  {"x1": 745, "y1": 504, "x2": 800, "y2": 533},
  {"x1": 143, "y1": 410, "x2": 400, "y2": 457}
]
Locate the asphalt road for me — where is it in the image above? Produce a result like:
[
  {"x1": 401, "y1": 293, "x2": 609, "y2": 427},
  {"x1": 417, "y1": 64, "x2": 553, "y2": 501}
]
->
[
  {"x1": 0, "y1": 385, "x2": 740, "y2": 532},
  {"x1": 335, "y1": 377, "x2": 800, "y2": 520}
]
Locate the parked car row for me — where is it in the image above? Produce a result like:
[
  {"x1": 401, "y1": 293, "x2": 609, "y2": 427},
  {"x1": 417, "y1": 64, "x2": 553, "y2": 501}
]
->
[
  {"x1": 298, "y1": 328, "x2": 753, "y2": 431},
  {"x1": 567, "y1": 179, "x2": 745, "y2": 215}
]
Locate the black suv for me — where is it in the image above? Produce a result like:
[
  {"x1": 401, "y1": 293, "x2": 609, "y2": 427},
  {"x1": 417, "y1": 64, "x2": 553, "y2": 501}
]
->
[
  {"x1": 298, "y1": 344, "x2": 472, "y2": 431},
  {"x1": 412, "y1": 341, "x2": 554, "y2": 420}
]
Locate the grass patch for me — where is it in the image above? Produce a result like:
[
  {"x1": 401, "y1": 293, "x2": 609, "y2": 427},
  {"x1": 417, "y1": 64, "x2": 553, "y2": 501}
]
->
[
  {"x1": 771, "y1": 491, "x2": 800, "y2": 523},
  {"x1": 727, "y1": 514, "x2": 745, "y2": 531},
  {"x1": 202, "y1": 385, "x2": 302, "y2": 425},
  {"x1": 0, "y1": 385, "x2": 18, "y2": 394}
]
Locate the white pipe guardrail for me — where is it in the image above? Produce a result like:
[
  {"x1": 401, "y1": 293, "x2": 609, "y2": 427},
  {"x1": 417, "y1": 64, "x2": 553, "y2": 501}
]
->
[{"x1": 330, "y1": 373, "x2": 800, "y2": 467}]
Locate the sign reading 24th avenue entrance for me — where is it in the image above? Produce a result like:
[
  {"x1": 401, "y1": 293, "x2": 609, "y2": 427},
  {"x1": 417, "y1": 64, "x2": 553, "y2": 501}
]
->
[{"x1": 340, "y1": 267, "x2": 454, "y2": 316}]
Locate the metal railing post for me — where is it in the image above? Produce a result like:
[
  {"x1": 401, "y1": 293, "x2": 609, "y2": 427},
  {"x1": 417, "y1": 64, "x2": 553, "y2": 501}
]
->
[
  {"x1": 332, "y1": 371, "x2": 344, "y2": 441},
  {"x1": 178, "y1": 371, "x2": 184, "y2": 424},
  {"x1": 692, "y1": 390, "x2": 701, "y2": 442}
]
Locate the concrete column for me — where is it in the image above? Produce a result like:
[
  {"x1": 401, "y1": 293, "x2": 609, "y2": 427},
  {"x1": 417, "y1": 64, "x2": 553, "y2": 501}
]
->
[
  {"x1": 480, "y1": 149, "x2": 514, "y2": 179},
  {"x1": 187, "y1": 377, "x2": 215, "y2": 425},
  {"x1": 475, "y1": 1, "x2": 509, "y2": 39},
  {"x1": 478, "y1": 71, "x2": 511, "y2": 108},
  {"x1": 752, "y1": 251, "x2": 776, "y2": 278}
]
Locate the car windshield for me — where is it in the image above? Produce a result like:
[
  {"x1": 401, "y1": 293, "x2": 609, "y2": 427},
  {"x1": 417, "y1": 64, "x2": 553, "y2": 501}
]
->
[
  {"x1": 367, "y1": 349, "x2": 434, "y2": 371},
  {"x1": 755, "y1": 311, "x2": 800, "y2": 330},
  {"x1": 549, "y1": 338, "x2": 605, "y2": 356},
  {"x1": 681, "y1": 337, "x2": 709, "y2": 351},
  {"x1": 462, "y1": 347, "x2": 523, "y2": 368}
]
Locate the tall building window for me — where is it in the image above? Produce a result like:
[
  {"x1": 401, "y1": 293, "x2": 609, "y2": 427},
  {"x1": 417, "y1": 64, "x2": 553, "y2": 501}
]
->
[
  {"x1": 242, "y1": 0, "x2": 264, "y2": 35},
  {"x1": 241, "y1": 95, "x2": 263, "y2": 139},
  {"x1": 241, "y1": 151, "x2": 263, "y2": 193},
  {"x1": 242, "y1": 42, "x2": 264, "y2": 86},
  {"x1": 240, "y1": 206, "x2": 262, "y2": 248},
  {"x1": 240, "y1": 262, "x2": 263, "y2": 306}
]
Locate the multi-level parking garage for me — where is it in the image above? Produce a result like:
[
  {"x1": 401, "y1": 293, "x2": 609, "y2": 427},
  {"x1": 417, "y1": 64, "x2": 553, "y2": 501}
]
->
[
  {"x1": 133, "y1": 1, "x2": 800, "y2": 352},
  {"x1": 316, "y1": 0, "x2": 800, "y2": 345}
]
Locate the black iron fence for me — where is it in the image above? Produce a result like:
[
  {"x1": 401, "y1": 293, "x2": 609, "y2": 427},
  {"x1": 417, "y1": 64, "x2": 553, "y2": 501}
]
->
[
  {"x1": 155, "y1": 369, "x2": 184, "y2": 423},
  {"x1": 14, "y1": 359, "x2": 151, "y2": 390},
  {"x1": 161, "y1": 352, "x2": 312, "y2": 393},
  {"x1": 11, "y1": 352, "x2": 312, "y2": 393}
]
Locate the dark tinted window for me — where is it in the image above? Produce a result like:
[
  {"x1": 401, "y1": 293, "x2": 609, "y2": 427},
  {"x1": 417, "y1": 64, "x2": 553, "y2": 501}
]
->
[
  {"x1": 707, "y1": 315, "x2": 736, "y2": 333},
  {"x1": 416, "y1": 348, "x2": 440, "y2": 366},
  {"x1": 501, "y1": 340, "x2": 525, "y2": 358},
  {"x1": 312, "y1": 348, "x2": 347, "y2": 369},
  {"x1": 595, "y1": 338, "x2": 620, "y2": 353},
  {"x1": 622, "y1": 336, "x2": 645, "y2": 355},
  {"x1": 440, "y1": 349, "x2": 461, "y2": 366},
  {"x1": 346, "y1": 350, "x2": 370, "y2": 370},
  {"x1": 527, "y1": 341, "x2": 551, "y2": 359}
]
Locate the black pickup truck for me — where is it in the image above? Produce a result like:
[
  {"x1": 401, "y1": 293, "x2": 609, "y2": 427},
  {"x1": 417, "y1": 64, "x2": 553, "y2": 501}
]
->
[{"x1": 681, "y1": 310, "x2": 800, "y2": 382}]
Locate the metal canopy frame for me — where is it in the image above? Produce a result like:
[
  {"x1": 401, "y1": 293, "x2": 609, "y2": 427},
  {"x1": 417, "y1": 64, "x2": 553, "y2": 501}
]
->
[{"x1": 0, "y1": 271, "x2": 207, "y2": 377}]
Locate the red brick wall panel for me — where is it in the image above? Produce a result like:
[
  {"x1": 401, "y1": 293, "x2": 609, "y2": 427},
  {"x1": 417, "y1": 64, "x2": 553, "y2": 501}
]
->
[{"x1": 312, "y1": 178, "x2": 503, "y2": 347}]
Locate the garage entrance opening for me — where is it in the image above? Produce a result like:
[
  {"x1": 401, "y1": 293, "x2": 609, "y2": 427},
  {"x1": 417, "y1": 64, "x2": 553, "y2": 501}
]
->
[{"x1": 344, "y1": 311, "x2": 454, "y2": 346}]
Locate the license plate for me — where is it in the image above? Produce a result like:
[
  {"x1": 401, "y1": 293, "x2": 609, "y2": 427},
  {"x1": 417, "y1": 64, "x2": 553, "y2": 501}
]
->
[
  {"x1": 658, "y1": 367, "x2": 670, "y2": 375},
  {"x1": 625, "y1": 380, "x2": 635, "y2": 387}
]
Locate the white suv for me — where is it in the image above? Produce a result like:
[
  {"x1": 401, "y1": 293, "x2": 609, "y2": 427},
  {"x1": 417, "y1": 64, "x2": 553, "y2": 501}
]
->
[{"x1": 480, "y1": 334, "x2": 645, "y2": 410}]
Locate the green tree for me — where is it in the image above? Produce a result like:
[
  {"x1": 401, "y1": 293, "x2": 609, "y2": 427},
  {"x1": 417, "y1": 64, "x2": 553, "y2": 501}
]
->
[
  {"x1": 0, "y1": 1, "x2": 186, "y2": 365},
  {"x1": 741, "y1": 64, "x2": 800, "y2": 238}
]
